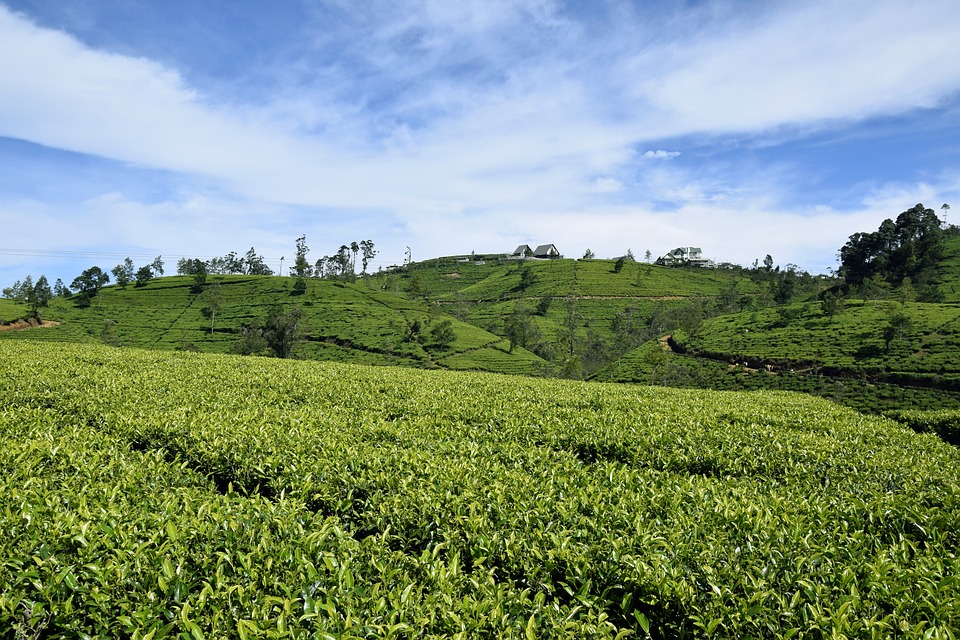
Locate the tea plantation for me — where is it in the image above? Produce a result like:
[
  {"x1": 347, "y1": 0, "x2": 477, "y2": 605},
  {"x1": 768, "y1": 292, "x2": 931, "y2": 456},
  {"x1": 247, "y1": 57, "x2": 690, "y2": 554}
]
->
[{"x1": 2, "y1": 341, "x2": 959, "y2": 637}]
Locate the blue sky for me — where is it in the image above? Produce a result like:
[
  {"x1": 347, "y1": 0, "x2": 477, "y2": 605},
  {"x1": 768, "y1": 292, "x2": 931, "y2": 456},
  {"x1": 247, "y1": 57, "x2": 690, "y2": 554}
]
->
[{"x1": 1, "y1": 0, "x2": 959, "y2": 288}]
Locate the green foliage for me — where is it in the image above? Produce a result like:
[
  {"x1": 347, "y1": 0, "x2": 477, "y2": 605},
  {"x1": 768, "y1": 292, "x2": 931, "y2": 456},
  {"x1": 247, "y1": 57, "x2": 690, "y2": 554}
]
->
[
  {"x1": 839, "y1": 203, "x2": 944, "y2": 288},
  {"x1": 111, "y1": 257, "x2": 135, "y2": 289},
  {"x1": 2, "y1": 341, "x2": 960, "y2": 637},
  {"x1": 70, "y1": 266, "x2": 110, "y2": 307},
  {"x1": 428, "y1": 319, "x2": 455, "y2": 349},
  {"x1": 263, "y1": 305, "x2": 303, "y2": 358}
]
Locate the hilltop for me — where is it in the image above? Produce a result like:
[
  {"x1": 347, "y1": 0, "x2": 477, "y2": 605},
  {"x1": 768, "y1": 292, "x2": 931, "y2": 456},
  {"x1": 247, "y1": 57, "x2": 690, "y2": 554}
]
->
[{"x1": 3, "y1": 226, "x2": 960, "y2": 415}]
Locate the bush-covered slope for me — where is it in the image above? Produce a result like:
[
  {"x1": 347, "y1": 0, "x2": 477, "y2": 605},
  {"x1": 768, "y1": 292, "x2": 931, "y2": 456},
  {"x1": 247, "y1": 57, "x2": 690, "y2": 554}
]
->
[
  {"x1": 683, "y1": 300, "x2": 960, "y2": 388},
  {"x1": 2, "y1": 341, "x2": 959, "y2": 637},
  {"x1": 0, "y1": 275, "x2": 549, "y2": 376}
]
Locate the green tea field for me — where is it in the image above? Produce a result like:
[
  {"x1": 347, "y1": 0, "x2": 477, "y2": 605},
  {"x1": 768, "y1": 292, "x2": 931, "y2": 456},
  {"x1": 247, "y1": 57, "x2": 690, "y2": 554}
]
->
[{"x1": 2, "y1": 341, "x2": 958, "y2": 637}]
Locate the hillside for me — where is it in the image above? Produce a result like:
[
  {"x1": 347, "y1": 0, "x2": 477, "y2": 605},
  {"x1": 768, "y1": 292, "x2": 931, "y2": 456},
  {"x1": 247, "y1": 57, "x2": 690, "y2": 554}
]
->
[
  {"x1": 596, "y1": 298, "x2": 960, "y2": 413},
  {"x1": 372, "y1": 257, "x2": 772, "y2": 375},
  {"x1": 0, "y1": 275, "x2": 549, "y2": 377},
  {"x1": 3, "y1": 341, "x2": 959, "y2": 637}
]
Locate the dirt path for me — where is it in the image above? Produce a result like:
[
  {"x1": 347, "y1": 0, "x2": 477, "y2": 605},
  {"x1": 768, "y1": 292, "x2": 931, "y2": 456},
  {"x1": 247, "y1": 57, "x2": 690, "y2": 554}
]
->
[{"x1": 0, "y1": 317, "x2": 60, "y2": 331}]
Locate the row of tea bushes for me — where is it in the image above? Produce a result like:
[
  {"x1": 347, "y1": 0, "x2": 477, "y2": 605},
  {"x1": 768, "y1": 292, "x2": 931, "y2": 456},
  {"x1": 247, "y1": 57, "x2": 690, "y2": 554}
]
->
[{"x1": 2, "y1": 341, "x2": 959, "y2": 637}]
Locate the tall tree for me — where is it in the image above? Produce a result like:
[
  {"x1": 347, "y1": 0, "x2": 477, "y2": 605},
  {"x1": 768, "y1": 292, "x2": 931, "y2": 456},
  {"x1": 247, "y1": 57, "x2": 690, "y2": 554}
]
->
[
  {"x1": 839, "y1": 203, "x2": 943, "y2": 287},
  {"x1": 350, "y1": 241, "x2": 360, "y2": 276},
  {"x1": 25, "y1": 275, "x2": 52, "y2": 315},
  {"x1": 359, "y1": 240, "x2": 377, "y2": 276},
  {"x1": 112, "y1": 258, "x2": 135, "y2": 288},
  {"x1": 293, "y1": 235, "x2": 312, "y2": 278},
  {"x1": 200, "y1": 283, "x2": 223, "y2": 335},
  {"x1": 244, "y1": 247, "x2": 272, "y2": 275},
  {"x1": 151, "y1": 256, "x2": 165, "y2": 276}
]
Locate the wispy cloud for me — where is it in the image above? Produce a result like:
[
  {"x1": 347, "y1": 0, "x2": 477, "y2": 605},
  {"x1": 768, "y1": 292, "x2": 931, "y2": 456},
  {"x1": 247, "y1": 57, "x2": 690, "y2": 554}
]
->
[{"x1": 0, "y1": 0, "x2": 959, "y2": 283}]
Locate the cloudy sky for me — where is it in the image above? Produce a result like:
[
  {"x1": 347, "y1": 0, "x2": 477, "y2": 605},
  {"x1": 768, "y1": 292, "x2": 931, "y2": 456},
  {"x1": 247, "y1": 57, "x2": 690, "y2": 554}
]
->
[{"x1": 1, "y1": 0, "x2": 959, "y2": 287}]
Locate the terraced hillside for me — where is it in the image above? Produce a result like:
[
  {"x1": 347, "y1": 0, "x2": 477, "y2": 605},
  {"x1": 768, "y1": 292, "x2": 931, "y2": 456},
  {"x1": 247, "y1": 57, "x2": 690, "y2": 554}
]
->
[
  {"x1": 0, "y1": 275, "x2": 548, "y2": 376},
  {"x1": 596, "y1": 298, "x2": 960, "y2": 413},
  {"x1": 2, "y1": 341, "x2": 959, "y2": 637}
]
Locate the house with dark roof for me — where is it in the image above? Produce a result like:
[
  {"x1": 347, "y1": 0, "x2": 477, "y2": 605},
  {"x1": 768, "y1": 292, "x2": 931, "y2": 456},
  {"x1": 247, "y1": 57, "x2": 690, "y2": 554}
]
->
[
  {"x1": 655, "y1": 247, "x2": 715, "y2": 267},
  {"x1": 533, "y1": 244, "x2": 562, "y2": 259},
  {"x1": 512, "y1": 244, "x2": 534, "y2": 258}
]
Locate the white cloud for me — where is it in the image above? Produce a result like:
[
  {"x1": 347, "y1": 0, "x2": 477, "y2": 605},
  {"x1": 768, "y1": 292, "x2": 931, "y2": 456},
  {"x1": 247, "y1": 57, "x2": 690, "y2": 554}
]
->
[
  {"x1": 643, "y1": 150, "x2": 681, "y2": 159},
  {"x1": 1, "y1": 0, "x2": 960, "y2": 285}
]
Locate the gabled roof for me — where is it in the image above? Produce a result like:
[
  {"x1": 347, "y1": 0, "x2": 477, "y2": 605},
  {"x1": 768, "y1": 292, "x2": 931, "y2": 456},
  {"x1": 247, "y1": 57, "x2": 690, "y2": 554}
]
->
[
  {"x1": 513, "y1": 244, "x2": 533, "y2": 256},
  {"x1": 533, "y1": 244, "x2": 560, "y2": 256}
]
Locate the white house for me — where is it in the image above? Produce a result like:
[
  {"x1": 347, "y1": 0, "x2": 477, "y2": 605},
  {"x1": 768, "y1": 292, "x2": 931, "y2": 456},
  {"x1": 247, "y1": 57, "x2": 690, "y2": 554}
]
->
[{"x1": 655, "y1": 247, "x2": 715, "y2": 268}]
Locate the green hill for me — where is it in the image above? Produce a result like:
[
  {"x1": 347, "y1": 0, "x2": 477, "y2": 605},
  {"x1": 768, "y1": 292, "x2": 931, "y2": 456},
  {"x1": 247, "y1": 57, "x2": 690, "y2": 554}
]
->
[
  {"x1": 596, "y1": 298, "x2": 960, "y2": 414},
  {"x1": 3, "y1": 341, "x2": 959, "y2": 637},
  {"x1": 0, "y1": 275, "x2": 549, "y2": 377}
]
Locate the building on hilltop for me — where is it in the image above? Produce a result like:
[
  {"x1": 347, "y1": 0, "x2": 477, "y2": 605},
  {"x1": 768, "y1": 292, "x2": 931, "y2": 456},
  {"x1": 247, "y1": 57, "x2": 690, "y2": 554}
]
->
[
  {"x1": 512, "y1": 244, "x2": 534, "y2": 259},
  {"x1": 507, "y1": 243, "x2": 562, "y2": 260},
  {"x1": 655, "y1": 247, "x2": 715, "y2": 268},
  {"x1": 533, "y1": 244, "x2": 562, "y2": 259}
]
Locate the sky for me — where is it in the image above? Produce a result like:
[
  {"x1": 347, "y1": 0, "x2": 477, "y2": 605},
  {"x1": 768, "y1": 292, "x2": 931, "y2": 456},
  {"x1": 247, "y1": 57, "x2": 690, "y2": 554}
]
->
[{"x1": 1, "y1": 0, "x2": 960, "y2": 288}]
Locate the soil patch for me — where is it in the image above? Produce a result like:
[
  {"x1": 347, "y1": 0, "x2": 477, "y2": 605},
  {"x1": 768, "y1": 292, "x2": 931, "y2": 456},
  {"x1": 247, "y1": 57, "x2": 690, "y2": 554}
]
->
[{"x1": 0, "y1": 317, "x2": 60, "y2": 332}]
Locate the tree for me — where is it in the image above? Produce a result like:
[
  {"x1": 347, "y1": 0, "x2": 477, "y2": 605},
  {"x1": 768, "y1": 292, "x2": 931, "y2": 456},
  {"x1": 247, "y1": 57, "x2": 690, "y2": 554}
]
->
[
  {"x1": 359, "y1": 240, "x2": 377, "y2": 276},
  {"x1": 53, "y1": 278, "x2": 69, "y2": 298},
  {"x1": 839, "y1": 203, "x2": 943, "y2": 287},
  {"x1": 135, "y1": 265, "x2": 154, "y2": 287},
  {"x1": 582, "y1": 249, "x2": 595, "y2": 260},
  {"x1": 244, "y1": 248, "x2": 272, "y2": 275},
  {"x1": 763, "y1": 254, "x2": 774, "y2": 272},
  {"x1": 177, "y1": 258, "x2": 206, "y2": 276},
  {"x1": 71, "y1": 267, "x2": 110, "y2": 307},
  {"x1": 429, "y1": 319, "x2": 456, "y2": 349},
  {"x1": 625, "y1": 249, "x2": 635, "y2": 261},
  {"x1": 504, "y1": 302, "x2": 540, "y2": 353},
  {"x1": 3, "y1": 277, "x2": 27, "y2": 302},
  {"x1": 943, "y1": 203, "x2": 951, "y2": 227},
  {"x1": 293, "y1": 235, "x2": 312, "y2": 278},
  {"x1": 820, "y1": 290, "x2": 845, "y2": 323},
  {"x1": 263, "y1": 305, "x2": 303, "y2": 358},
  {"x1": 200, "y1": 283, "x2": 223, "y2": 335},
  {"x1": 407, "y1": 272, "x2": 425, "y2": 298},
  {"x1": 151, "y1": 256, "x2": 165, "y2": 276},
  {"x1": 292, "y1": 276, "x2": 307, "y2": 296},
  {"x1": 614, "y1": 256, "x2": 625, "y2": 274},
  {"x1": 112, "y1": 258, "x2": 135, "y2": 289},
  {"x1": 233, "y1": 319, "x2": 268, "y2": 356},
  {"x1": 644, "y1": 249, "x2": 652, "y2": 262},
  {"x1": 25, "y1": 275, "x2": 52, "y2": 315},
  {"x1": 335, "y1": 245, "x2": 352, "y2": 279},
  {"x1": 350, "y1": 241, "x2": 360, "y2": 276},
  {"x1": 882, "y1": 303, "x2": 913, "y2": 353},
  {"x1": 190, "y1": 262, "x2": 208, "y2": 294}
]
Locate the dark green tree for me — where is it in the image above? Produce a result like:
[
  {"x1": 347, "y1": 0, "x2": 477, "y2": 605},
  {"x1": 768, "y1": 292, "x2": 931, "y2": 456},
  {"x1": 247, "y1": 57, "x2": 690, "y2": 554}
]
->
[
  {"x1": 359, "y1": 240, "x2": 377, "y2": 277},
  {"x1": 71, "y1": 267, "x2": 110, "y2": 307},
  {"x1": 135, "y1": 265, "x2": 154, "y2": 287},
  {"x1": 244, "y1": 248, "x2": 272, "y2": 275},
  {"x1": 53, "y1": 278, "x2": 69, "y2": 297},
  {"x1": 26, "y1": 275, "x2": 52, "y2": 315},
  {"x1": 263, "y1": 305, "x2": 303, "y2": 358},
  {"x1": 292, "y1": 276, "x2": 307, "y2": 296},
  {"x1": 429, "y1": 319, "x2": 456, "y2": 349},
  {"x1": 111, "y1": 258, "x2": 134, "y2": 289},
  {"x1": 821, "y1": 290, "x2": 845, "y2": 323},
  {"x1": 504, "y1": 303, "x2": 540, "y2": 353}
]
